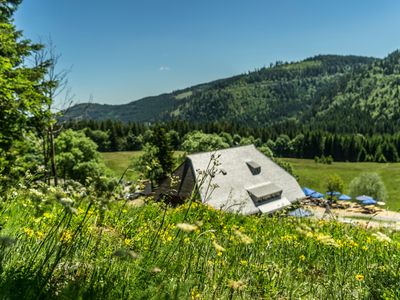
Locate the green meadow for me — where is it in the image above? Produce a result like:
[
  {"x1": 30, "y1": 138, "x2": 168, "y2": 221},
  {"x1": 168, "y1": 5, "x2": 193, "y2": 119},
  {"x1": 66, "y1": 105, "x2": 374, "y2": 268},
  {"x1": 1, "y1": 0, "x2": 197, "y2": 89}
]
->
[
  {"x1": 282, "y1": 158, "x2": 400, "y2": 211},
  {"x1": 101, "y1": 151, "x2": 184, "y2": 181}
]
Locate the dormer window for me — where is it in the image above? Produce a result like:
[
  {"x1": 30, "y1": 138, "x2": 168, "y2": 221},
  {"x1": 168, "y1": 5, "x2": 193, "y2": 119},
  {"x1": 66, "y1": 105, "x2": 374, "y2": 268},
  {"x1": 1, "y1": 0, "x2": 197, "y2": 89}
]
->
[
  {"x1": 246, "y1": 160, "x2": 261, "y2": 175},
  {"x1": 247, "y1": 182, "x2": 283, "y2": 204}
]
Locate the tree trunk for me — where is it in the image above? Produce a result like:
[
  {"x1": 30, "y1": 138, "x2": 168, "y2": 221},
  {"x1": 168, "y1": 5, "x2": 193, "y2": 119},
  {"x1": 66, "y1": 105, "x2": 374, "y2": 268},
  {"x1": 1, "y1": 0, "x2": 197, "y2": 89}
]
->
[{"x1": 49, "y1": 124, "x2": 58, "y2": 186}]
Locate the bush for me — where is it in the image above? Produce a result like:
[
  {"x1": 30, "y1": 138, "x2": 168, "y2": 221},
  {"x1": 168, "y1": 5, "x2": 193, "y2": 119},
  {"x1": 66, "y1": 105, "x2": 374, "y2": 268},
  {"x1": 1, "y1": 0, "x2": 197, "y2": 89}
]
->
[{"x1": 349, "y1": 173, "x2": 387, "y2": 201}]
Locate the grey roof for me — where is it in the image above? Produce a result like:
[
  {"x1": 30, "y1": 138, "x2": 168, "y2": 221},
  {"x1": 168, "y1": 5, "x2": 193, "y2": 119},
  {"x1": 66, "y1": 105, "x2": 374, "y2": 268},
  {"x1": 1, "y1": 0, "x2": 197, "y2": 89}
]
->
[{"x1": 187, "y1": 144, "x2": 305, "y2": 215}]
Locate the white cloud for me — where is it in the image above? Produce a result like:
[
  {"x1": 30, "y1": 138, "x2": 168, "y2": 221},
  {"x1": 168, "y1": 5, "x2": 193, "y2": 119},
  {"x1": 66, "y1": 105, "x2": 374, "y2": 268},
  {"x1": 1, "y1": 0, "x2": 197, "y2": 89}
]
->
[{"x1": 159, "y1": 66, "x2": 170, "y2": 71}]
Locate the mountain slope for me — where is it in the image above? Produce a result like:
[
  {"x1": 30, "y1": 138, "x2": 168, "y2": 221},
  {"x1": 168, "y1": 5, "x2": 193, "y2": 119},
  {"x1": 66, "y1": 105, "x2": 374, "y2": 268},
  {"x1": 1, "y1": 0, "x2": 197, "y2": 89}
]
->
[{"x1": 62, "y1": 52, "x2": 400, "y2": 132}]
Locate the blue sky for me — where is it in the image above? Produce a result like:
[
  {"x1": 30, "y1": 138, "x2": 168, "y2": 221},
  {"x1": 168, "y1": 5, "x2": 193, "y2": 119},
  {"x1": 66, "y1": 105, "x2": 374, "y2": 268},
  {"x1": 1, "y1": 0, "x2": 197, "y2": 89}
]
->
[{"x1": 15, "y1": 0, "x2": 400, "y2": 105}]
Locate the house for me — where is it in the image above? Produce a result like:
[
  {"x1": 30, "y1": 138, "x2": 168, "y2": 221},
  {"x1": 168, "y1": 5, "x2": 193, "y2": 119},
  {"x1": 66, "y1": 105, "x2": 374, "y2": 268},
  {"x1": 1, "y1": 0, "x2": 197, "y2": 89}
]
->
[{"x1": 157, "y1": 144, "x2": 305, "y2": 215}]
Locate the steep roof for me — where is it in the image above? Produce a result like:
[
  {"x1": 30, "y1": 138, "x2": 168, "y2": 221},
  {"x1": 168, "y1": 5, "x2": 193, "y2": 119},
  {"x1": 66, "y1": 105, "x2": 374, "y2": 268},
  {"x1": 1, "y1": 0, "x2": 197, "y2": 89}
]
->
[{"x1": 187, "y1": 144, "x2": 305, "y2": 215}]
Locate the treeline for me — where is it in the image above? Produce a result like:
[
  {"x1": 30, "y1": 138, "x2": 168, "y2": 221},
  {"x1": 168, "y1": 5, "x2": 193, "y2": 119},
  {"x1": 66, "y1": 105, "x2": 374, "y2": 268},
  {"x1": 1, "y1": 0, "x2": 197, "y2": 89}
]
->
[{"x1": 64, "y1": 119, "x2": 400, "y2": 163}]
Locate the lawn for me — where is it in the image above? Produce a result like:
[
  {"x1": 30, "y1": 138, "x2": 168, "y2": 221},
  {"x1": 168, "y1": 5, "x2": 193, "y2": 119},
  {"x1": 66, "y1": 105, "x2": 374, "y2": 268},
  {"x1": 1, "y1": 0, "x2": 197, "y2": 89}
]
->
[
  {"x1": 282, "y1": 158, "x2": 400, "y2": 211},
  {"x1": 101, "y1": 151, "x2": 185, "y2": 181},
  {"x1": 101, "y1": 151, "x2": 144, "y2": 181}
]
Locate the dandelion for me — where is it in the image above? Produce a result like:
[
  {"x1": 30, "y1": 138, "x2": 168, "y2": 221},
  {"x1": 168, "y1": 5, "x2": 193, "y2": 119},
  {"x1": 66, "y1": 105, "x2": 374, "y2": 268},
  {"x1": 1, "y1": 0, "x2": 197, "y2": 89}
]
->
[
  {"x1": 36, "y1": 231, "x2": 45, "y2": 240},
  {"x1": 240, "y1": 260, "x2": 248, "y2": 266},
  {"x1": 23, "y1": 228, "x2": 34, "y2": 238},
  {"x1": 43, "y1": 212, "x2": 53, "y2": 219},
  {"x1": 212, "y1": 240, "x2": 226, "y2": 252},
  {"x1": 355, "y1": 274, "x2": 364, "y2": 281},
  {"x1": 227, "y1": 279, "x2": 246, "y2": 290},
  {"x1": 191, "y1": 288, "x2": 201, "y2": 299},
  {"x1": 176, "y1": 223, "x2": 198, "y2": 232},
  {"x1": 299, "y1": 254, "x2": 305, "y2": 261},
  {"x1": 60, "y1": 230, "x2": 73, "y2": 244}
]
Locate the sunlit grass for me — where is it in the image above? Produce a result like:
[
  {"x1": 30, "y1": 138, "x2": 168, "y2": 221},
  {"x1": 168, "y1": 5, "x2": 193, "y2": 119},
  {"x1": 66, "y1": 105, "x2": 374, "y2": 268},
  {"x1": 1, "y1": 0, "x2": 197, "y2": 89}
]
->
[
  {"x1": 282, "y1": 158, "x2": 400, "y2": 211},
  {"x1": 0, "y1": 182, "x2": 399, "y2": 299}
]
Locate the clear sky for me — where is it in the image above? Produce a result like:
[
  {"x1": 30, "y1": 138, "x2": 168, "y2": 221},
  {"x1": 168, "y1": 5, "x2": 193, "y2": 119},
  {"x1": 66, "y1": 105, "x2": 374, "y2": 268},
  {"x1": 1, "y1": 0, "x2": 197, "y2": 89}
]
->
[{"x1": 15, "y1": 0, "x2": 400, "y2": 105}]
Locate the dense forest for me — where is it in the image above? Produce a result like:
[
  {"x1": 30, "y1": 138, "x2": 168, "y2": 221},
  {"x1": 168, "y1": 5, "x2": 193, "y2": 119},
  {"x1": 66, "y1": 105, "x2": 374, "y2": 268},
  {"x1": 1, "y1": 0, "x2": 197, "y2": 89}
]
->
[
  {"x1": 64, "y1": 119, "x2": 400, "y2": 163},
  {"x1": 63, "y1": 51, "x2": 400, "y2": 134}
]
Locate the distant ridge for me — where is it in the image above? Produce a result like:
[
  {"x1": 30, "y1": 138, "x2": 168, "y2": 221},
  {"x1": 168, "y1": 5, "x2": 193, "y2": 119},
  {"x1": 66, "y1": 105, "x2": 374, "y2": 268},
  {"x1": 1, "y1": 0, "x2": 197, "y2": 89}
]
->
[{"x1": 63, "y1": 51, "x2": 400, "y2": 132}]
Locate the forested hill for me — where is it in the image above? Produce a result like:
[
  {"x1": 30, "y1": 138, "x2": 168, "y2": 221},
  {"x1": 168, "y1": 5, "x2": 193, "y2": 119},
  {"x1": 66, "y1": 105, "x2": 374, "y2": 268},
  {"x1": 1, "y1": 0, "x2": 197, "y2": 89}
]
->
[{"x1": 63, "y1": 51, "x2": 400, "y2": 133}]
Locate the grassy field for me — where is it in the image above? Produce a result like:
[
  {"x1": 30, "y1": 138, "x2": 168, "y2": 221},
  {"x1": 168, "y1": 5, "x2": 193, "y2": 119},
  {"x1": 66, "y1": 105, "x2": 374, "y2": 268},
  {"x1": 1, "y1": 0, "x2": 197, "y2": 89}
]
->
[
  {"x1": 101, "y1": 151, "x2": 144, "y2": 181},
  {"x1": 101, "y1": 151, "x2": 185, "y2": 181},
  {"x1": 282, "y1": 158, "x2": 400, "y2": 211}
]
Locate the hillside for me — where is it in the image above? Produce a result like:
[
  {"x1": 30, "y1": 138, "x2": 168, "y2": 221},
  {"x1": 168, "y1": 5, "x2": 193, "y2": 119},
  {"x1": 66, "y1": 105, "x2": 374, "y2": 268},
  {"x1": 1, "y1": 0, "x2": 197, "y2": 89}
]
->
[{"x1": 63, "y1": 51, "x2": 400, "y2": 132}]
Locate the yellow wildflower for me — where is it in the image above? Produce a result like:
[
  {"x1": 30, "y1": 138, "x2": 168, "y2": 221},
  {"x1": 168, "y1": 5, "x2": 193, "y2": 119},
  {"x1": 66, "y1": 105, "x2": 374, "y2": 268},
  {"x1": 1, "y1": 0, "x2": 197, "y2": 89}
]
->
[
  {"x1": 191, "y1": 288, "x2": 201, "y2": 299},
  {"x1": 299, "y1": 254, "x2": 305, "y2": 261},
  {"x1": 60, "y1": 230, "x2": 73, "y2": 244},
  {"x1": 124, "y1": 238, "x2": 132, "y2": 246},
  {"x1": 36, "y1": 231, "x2": 45, "y2": 240},
  {"x1": 355, "y1": 274, "x2": 364, "y2": 281},
  {"x1": 240, "y1": 260, "x2": 248, "y2": 266},
  {"x1": 23, "y1": 228, "x2": 34, "y2": 238}
]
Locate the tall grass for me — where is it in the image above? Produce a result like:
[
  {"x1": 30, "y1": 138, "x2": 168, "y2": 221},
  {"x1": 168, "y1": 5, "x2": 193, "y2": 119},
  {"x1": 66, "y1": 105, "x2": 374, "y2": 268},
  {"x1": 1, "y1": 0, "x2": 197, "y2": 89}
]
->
[{"x1": 0, "y1": 179, "x2": 399, "y2": 299}]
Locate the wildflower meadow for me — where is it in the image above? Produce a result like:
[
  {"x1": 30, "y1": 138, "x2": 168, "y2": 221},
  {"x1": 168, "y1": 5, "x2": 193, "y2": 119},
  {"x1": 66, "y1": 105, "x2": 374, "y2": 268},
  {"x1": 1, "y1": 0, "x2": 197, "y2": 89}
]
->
[{"x1": 0, "y1": 179, "x2": 399, "y2": 299}]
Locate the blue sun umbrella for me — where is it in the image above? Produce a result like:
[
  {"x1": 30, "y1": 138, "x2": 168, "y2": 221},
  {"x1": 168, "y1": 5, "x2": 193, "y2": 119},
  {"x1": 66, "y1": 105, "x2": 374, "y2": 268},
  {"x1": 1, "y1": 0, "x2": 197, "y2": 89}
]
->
[
  {"x1": 303, "y1": 187, "x2": 316, "y2": 197},
  {"x1": 310, "y1": 192, "x2": 324, "y2": 198},
  {"x1": 338, "y1": 194, "x2": 352, "y2": 201},
  {"x1": 356, "y1": 195, "x2": 374, "y2": 202},
  {"x1": 362, "y1": 199, "x2": 377, "y2": 205}
]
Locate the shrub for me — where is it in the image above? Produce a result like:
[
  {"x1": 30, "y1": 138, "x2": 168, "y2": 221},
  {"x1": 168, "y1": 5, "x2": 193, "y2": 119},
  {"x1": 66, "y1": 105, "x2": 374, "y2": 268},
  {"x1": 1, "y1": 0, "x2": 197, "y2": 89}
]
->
[{"x1": 349, "y1": 173, "x2": 387, "y2": 201}]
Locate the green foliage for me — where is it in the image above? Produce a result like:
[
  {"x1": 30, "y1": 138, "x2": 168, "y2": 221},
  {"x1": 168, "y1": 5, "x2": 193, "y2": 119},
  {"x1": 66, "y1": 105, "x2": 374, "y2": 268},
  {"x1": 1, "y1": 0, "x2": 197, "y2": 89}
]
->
[
  {"x1": 133, "y1": 126, "x2": 175, "y2": 184},
  {"x1": 133, "y1": 143, "x2": 165, "y2": 184},
  {"x1": 349, "y1": 173, "x2": 387, "y2": 201},
  {"x1": 55, "y1": 129, "x2": 107, "y2": 183},
  {"x1": 257, "y1": 145, "x2": 274, "y2": 158},
  {"x1": 83, "y1": 128, "x2": 110, "y2": 151},
  {"x1": 326, "y1": 174, "x2": 344, "y2": 196},
  {"x1": 0, "y1": 2, "x2": 49, "y2": 177},
  {"x1": 181, "y1": 131, "x2": 230, "y2": 153}
]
